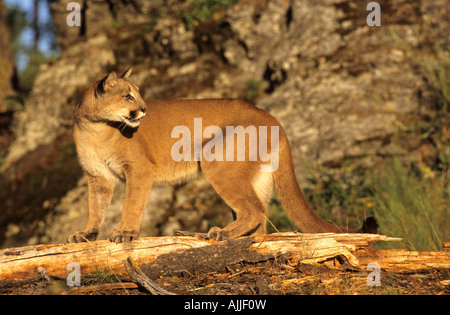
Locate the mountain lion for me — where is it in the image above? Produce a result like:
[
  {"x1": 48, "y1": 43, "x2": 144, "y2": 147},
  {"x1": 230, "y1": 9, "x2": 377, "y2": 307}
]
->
[{"x1": 68, "y1": 67, "x2": 377, "y2": 243}]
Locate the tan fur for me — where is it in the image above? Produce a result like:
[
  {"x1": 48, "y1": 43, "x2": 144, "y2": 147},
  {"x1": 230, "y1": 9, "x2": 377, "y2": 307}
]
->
[{"x1": 68, "y1": 68, "x2": 372, "y2": 243}]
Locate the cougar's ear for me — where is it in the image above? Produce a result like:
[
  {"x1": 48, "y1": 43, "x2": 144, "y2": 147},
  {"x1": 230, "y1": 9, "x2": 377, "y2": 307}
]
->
[
  {"x1": 97, "y1": 72, "x2": 117, "y2": 95},
  {"x1": 120, "y1": 67, "x2": 132, "y2": 79}
]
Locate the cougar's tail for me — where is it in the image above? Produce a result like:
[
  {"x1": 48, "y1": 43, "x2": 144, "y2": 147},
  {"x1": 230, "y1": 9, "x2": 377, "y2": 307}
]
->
[{"x1": 272, "y1": 135, "x2": 377, "y2": 234}]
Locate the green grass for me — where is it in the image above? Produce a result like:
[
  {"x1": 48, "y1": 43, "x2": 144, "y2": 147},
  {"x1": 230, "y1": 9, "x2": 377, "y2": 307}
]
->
[
  {"x1": 267, "y1": 196, "x2": 296, "y2": 233},
  {"x1": 415, "y1": 21, "x2": 450, "y2": 113},
  {"x1": 371, "y1": 158, "x2": 449, "y2": 251},
  {"x1": 83, "y1": 266, "x2": 121, "y2": 286}
]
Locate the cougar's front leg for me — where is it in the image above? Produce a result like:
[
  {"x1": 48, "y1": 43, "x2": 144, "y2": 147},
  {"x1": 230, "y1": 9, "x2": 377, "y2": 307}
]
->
[
  {"x1": 67, "y1": 174, "x2": 115, "y2": 243},
  {"x1": 109, "y1": 167, "x2": 153, "y2": 243}
]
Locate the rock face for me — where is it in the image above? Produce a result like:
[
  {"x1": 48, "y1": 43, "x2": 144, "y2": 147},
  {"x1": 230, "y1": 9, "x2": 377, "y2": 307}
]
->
[{"x1": 0, "y1": 0, "x2": 448, "y2": 246}]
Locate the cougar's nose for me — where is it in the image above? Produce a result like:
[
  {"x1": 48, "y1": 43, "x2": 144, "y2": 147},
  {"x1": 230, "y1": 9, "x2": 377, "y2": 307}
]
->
[
  {"x1": 140, "y1": 104, "x2": 148, "y2": 117},
  {"x1": 136, "y1": 109, "x2": 145, "y2": 119},
  {"x1": 130, "y1": 108, "x2": 145, "y2": 120}
]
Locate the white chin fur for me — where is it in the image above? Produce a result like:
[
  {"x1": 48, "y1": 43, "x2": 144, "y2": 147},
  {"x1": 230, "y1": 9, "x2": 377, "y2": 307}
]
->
[{"x1": 121, "y1": 116, "x2": 140, "y2": 128}]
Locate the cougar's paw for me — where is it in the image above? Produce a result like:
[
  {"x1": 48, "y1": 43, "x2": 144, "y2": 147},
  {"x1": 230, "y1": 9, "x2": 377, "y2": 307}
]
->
[
  {"x1": 109, "y1": 230, "x2": 139, "y2": 243},
  {"x1": 207, "y1": 227, "x2": 230, "y2": 241},
  {"x1": 67, "y1": 231, "x2": 98, "y2": 243}
]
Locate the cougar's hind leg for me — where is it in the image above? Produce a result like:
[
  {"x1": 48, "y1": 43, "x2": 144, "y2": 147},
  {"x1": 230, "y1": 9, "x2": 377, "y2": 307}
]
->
[
  {"x1": 201, "y1": 159, "x2": 273, "y2": 240},
  {"x1": 251, "y1": 171, "x2": 273, "y2": 235}
]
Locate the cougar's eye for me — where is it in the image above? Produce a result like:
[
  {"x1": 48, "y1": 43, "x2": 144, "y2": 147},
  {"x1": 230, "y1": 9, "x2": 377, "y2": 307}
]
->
[{"x1": 124, "y1": 94, "x2": 134, "y2": 101}]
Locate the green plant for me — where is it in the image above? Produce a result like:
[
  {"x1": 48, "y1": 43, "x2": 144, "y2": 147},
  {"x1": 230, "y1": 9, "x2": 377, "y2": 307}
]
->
[
  {"x1": 84, "y1": 266, "x2": 121, "y2": 285},
  {"x1": 371, "y1": 158, "x2": 449, "y2": 251},
  {"x1": 244, "y1": 78, "x2": 264, "y2": 102},
  {"x1": 18, "y1": 52, "x2": 51, "y2": 96},
  {"x1": 413, "y1": 15, "x2": 450, "y2": 114},
  {"x1": 267, "y1": 196, "x2": 296, "y2": 233},
  {"x1": 4, "y1": 95, "x2": 25, "y2": 111},
  {"x1": 419, "y1": 46, "x2": 450, "y2": 113},
  {"x1": 390, "y1": 18, "x2": 450, "y2": 114},
  {"x1": 304, "y1": 163, "x2": 375, "y2": 230},
  {"x1": 183, "y1": 0, "x2": 238, "y2": 29}
]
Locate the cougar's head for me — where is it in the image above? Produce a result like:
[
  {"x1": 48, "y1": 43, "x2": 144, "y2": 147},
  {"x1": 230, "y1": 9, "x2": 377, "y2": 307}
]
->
[{"x1": 93, "y1": 67, "x2": 147, "y2": 128}]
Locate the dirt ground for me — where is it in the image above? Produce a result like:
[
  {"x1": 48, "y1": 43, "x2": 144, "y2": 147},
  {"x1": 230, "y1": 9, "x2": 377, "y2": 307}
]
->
[{"x1": 1, "y1": 261, "x2": 448, "y2": 295}]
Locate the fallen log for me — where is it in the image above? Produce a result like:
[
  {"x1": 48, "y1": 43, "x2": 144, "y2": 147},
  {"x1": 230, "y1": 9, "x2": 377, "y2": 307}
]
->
[
  {"x1": 356, "y1": 248, "x2": 450, "y2": 271},
  {"x1": 0, "y1": 235, "x2": 211, "y2": 281},
  {"x1": 1, "y1": 232, "x2": 447, "y2": 282}
]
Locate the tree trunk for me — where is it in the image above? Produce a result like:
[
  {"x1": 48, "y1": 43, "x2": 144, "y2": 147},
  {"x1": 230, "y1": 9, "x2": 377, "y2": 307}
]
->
[
  {"x1": 33, "y1": 0, "x2": 40, "y2": 53},
  {"x1": 0, "y1": 0, "x2": 15, "y2": 112}
]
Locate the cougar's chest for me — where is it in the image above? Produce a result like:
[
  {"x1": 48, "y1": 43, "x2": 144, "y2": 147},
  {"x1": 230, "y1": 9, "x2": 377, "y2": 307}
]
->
[{"x1": 76, "y1": 137, "x2": 126, "y2": 182}]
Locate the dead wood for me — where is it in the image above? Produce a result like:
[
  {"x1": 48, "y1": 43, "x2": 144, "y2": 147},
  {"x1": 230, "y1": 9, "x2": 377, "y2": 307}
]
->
[
  {"x1": 70, "y1": 282, "x2": 138, "y2": 293},
  {"x1": 0, "y1": 232, "x2": 448, "y2": 283},
  {"x1": 123, "y1": 258, "x2": 176, "y2": 295},
  {"x1": 175, "y1": 230, "x2": 208, "y2": 238},
  {"x1": 0, "y1": 236, "x2": 212, "y2": 281},
  {"x1": 355, "y1": 248, "x2": 450, "y2": 271},
  {"x1": 443, "y1": 242, "x2": 450, "y2": 251}
]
